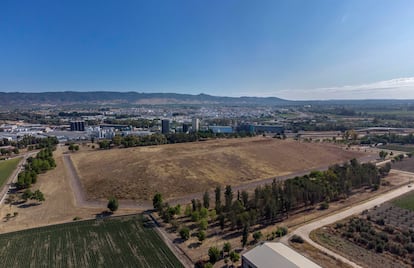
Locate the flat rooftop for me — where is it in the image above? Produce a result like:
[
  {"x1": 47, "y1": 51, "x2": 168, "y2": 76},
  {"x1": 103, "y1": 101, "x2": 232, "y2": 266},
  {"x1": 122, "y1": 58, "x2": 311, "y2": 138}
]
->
[{"x1": 243, "y1": 242, "x2": 321, "y2": 268}]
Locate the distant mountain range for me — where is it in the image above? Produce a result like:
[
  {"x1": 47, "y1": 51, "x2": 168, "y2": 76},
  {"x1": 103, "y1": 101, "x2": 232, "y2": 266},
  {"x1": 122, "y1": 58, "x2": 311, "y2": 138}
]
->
[
  {"x1": 1, "y1": 91, "x2": 414, "y2": 108},
  {"x1": 0, "y1": 91, "x2": 289, "y2": 106}
]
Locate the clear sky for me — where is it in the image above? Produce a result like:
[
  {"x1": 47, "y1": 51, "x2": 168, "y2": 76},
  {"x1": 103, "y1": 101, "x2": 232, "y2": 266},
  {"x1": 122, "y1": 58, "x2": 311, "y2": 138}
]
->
[{"x1": 1, "y1": 0, "x2": 414, "y2": 100}]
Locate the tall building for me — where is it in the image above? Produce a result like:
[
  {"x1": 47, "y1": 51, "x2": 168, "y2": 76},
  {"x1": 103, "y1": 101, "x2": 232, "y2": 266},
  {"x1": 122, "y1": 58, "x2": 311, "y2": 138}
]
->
[
  {"x1": 161, "y1": 119, "x2": 170, "y2": 134},
  {"x1": 192, "y1": 118, "x2": 199, "y2": 132},
  {"x1": 70, "y1": 121, "x2": 85, "y2": 131},
  {"x1": 182, "y1": 123, "x2": 190, "y2": 133}
]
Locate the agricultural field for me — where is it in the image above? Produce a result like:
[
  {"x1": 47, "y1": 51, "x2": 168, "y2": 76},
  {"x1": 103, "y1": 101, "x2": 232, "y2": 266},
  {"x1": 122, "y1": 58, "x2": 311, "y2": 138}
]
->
[
  {"x1": 0, "y1": 157, "x2": 21, "y2": 187},
  {"x1": 392, "y1": 191, "x2": 414, "y2": 211},
  {"x1": 378, "y1": 144, "x2": 414, "y2": 153},
  {"x1": 392, "y1": 157, "x2": 414, "y2": 173},
  {"x1": 71, "y1": 137, "x2": 367, "y2": 201},
  {"x1": 0, "y1": 214, "x2": 182, "y2": 268},
  {"x1": 314, "y1": 194, "x2": 414, "y2": 268}
]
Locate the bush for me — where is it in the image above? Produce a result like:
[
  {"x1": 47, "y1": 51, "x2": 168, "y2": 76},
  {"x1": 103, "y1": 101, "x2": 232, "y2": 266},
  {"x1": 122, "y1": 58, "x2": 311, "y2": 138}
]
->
[
  {"x1": 199, "y1": 219, "x2": 208, "y2": 231},
  {"x1": 319, "y1": 201, "x2": 329, "y2": 210},
  {"x1": 229, "y1": 251, "x2": 240, "y2": 263},
  {"x1": 107, "y1": 197, "x2": 119, "y2": 212},
  {"x1": 291, "y1": 235, "x2": 304, "y2": 243},
  {"x1": 208, "y1": 247, "x2": 220, "y2": 264},
  {"x1": 276, "y1": 226, "x2": 288, "y2": 237},
  {"x1": 376, "y1": 243, "x2": 384, "y2": 253},
  {"x1": 335, "y1": 223, "x2": 344, "y2": 229},
  {"x1": 253, "y1": 231, "x2": 263, "y2": 242},
  {"x1": 179, "y1": 227, "x2": 190, "y2": 240},
  {"x1": 198, "y1": 231, "x2": 206, "y2": 242},
  {"x1": 191, "y1": 211, "x2": 200, "y2": 222},
  {"x1": 223, "y1": 242, "x2": 231, "y2": 254}
]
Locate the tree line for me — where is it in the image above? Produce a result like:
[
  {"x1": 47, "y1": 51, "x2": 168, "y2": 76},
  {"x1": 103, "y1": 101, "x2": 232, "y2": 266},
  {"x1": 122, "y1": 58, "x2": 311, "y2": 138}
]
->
[
  {"x1": 17, "y1": 147, "x2": 56, "y2": 189},
  {"x1": 0, "y1": 136, "x2": 58, "y2": 150},
  {"x1": 98, "y1": 131, "x2": 255, "y2": 149}
]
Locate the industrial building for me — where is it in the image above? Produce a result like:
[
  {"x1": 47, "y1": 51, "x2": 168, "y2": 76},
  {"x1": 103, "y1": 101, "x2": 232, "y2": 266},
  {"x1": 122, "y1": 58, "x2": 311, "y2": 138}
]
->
[
  {"x1": 192, "y1": 118, "x2": 199, "y2": 132},
  {"x1": 70, "y1": 121, "x2": 85, "y2": 131},
  {"x1": 242, "y1": 242, "x2": 321, "y2": 268},
  {"x1": 238, "y1": 124, "x2": 284, "y2": 134},
  {"x1": 161, "y1": 119, "x2": 170, "y2": 134},
  {"x1": 182, "y1": 123, "x2": 190, "y2": 133},
  {"x1": 209, "y1": 126, "x2": 233, "y2": 134}
]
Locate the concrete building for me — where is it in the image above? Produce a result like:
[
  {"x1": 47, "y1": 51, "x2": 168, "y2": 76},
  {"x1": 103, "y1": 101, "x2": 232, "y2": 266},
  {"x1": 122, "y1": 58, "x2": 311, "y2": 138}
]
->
[
  {"x1": 161, "y1": 119, "x2": 170, "y2": 134},
  {"x1": 209, "y1": 126, "x2": 233, "y2": 134},
  {"x1": 70, "y1": 121, "x2": 85, "y2": 131},
  {"x1": 242, "y1": 242, "x2": 321, "y2": 268},
  {"x1": 192, "y1": 118, "x2": 199, "y2": 132},
  {"x1": 182, "y1": 123, "x2": 190, "y2": 133}
]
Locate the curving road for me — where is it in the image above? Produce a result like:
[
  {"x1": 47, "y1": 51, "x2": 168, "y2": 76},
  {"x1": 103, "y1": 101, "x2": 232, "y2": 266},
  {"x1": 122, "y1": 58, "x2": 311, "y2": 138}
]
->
[{"x1": 282, "y1": 170, "x2": 414, "y2": 268}]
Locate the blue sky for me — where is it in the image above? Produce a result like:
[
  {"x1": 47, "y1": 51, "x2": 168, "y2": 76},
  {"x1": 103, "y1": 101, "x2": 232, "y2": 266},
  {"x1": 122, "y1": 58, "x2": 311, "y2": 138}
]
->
[{"x1": 1, "y1": 0, "x2": 413, "y2": 100}]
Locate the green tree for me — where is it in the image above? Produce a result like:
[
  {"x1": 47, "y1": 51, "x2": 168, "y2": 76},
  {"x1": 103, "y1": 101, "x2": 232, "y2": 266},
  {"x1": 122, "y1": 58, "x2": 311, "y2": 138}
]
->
[
  {"x1": 229, "y1": 251, "x2": 240, "y2": 265},
  {"x1": 253, "y1": 231, "x2": 262, "y2": 242},
  {"x1": 224, "y1": 185, "x2": 233, "y2": 212},
  {"x1": 241, "y1": 224, "x2": 249, "y2": 247},
  {"x1": 379, "y1": 150, "x2": 388, "y2": 160},
  {"x1": 223, "y1": 242, "x2": 231, "y2": 255},
  {"x1": 241, "y1": 190, "x2": 249, "y2": 208},
  {"x1": 179, "y1": 227, "x2": 190, "y2": 240},
  {"x1": 152, "y1": 193, "x2": 163, "y2": 211},
  {"x1": 107, "y1": 197, "x2": 119, "y2": 212},
  {"x1": 199, "y1": 218, "x2": 208, "y2": 230},
  {"x1": 203, "y1": 190, "x2": 210, "y2": 209},
  {"x1": 198, "y1": 230, "x2": 206, "y2": 242},
  {"x1": 208, "y1": 246, "x2": 220, "y2": 264},
  {"x1": 215, "y1": 186, "x2": 221, "y2": 212}
]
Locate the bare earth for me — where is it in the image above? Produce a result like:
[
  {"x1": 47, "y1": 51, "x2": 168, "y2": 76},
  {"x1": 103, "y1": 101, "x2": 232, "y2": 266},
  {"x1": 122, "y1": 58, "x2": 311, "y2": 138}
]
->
[
  {"x1": 0, "y1": 146, "x2": 139, "y2": 234},
  {"x1": 71, "y1": 137, "x2": 367, "y2": 201}
]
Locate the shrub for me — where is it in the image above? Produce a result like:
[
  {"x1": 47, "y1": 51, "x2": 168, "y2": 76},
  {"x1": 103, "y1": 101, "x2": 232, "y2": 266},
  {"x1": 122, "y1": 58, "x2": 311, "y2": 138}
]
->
[
  {"x1": 179, "y1": 227, "x2": 190, "y2": 240},
  {"x1": 335, "y1": 223, "x2": 344, "y2": 229},
  {"x1": 229, "y1": 251, "x2": 240, "y2": 263},
  {"x1": 291, "y1": 235, "x2": 304, "y2": 243},
  {"x1": 208, "y1": 247, "x2": 220, "y2": 264},
  {"x1": 199, "y1": 219, "x2": 208, "y2": 231},
  {"x1": 276, "y1": 226, "x2": 288, "y2": 237},
  {"x1": 319, "y1": 201, "x2": 329, "y2": 210},
  {"x1": 198, "y1": 231, "x2": 206, "y2": 242},
  {"x1": 253, "y1": 231, "x2": 263, "y2": 242},
  {"x1": 376, "y1": 243, "x2": 384, "y2": 253},
  {"x1": 191, "y1": 211, "x2": 200, "y2": 222}
]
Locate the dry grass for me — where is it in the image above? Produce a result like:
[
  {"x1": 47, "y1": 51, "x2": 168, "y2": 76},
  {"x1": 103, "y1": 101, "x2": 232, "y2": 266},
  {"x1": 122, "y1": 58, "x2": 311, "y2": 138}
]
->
[
  {"x1": 71, "y1": 137, "x2": 365, "y2": 201},
  {"x1": 0, "y1": 146, "x2": 139, "y2": 234}
]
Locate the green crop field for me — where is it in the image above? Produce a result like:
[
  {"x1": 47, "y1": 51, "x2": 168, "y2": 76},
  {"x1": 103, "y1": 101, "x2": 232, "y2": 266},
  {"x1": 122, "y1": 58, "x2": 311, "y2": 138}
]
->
[
  {"x1": 392, "y1": 192, "x2": 414, "y2": 211},
  {"x1": 0, "y1": 157, "x2": 21, "y2": 187},
  {"x1": 0, "y1": 214, "x2": 183, "y2": 268}
]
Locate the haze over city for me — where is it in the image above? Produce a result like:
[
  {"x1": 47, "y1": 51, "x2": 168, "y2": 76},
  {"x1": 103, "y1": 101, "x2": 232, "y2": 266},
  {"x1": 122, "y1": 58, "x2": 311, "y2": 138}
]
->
[{"x1": 1, "y1": 0, "x2": 414, "y2": 100}]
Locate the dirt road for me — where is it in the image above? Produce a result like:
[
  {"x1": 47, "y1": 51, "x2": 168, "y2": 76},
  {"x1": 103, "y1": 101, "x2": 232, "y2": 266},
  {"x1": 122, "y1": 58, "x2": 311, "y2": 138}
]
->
[{"x1": 282, "y1": 169, "x2": 414, "y2": 268}]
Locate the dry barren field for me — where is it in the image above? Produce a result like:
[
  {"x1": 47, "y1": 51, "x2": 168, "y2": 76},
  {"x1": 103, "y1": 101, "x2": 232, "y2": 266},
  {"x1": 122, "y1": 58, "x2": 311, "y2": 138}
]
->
[{"x1": 72, "y1": 137, "x2": 367, "y2": 201}]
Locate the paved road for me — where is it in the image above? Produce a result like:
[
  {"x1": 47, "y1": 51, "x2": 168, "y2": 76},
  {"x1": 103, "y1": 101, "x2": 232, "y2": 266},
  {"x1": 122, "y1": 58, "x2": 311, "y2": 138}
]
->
[{"x1": 282, "y1": 170, "x2": 414, "y2": 268}]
